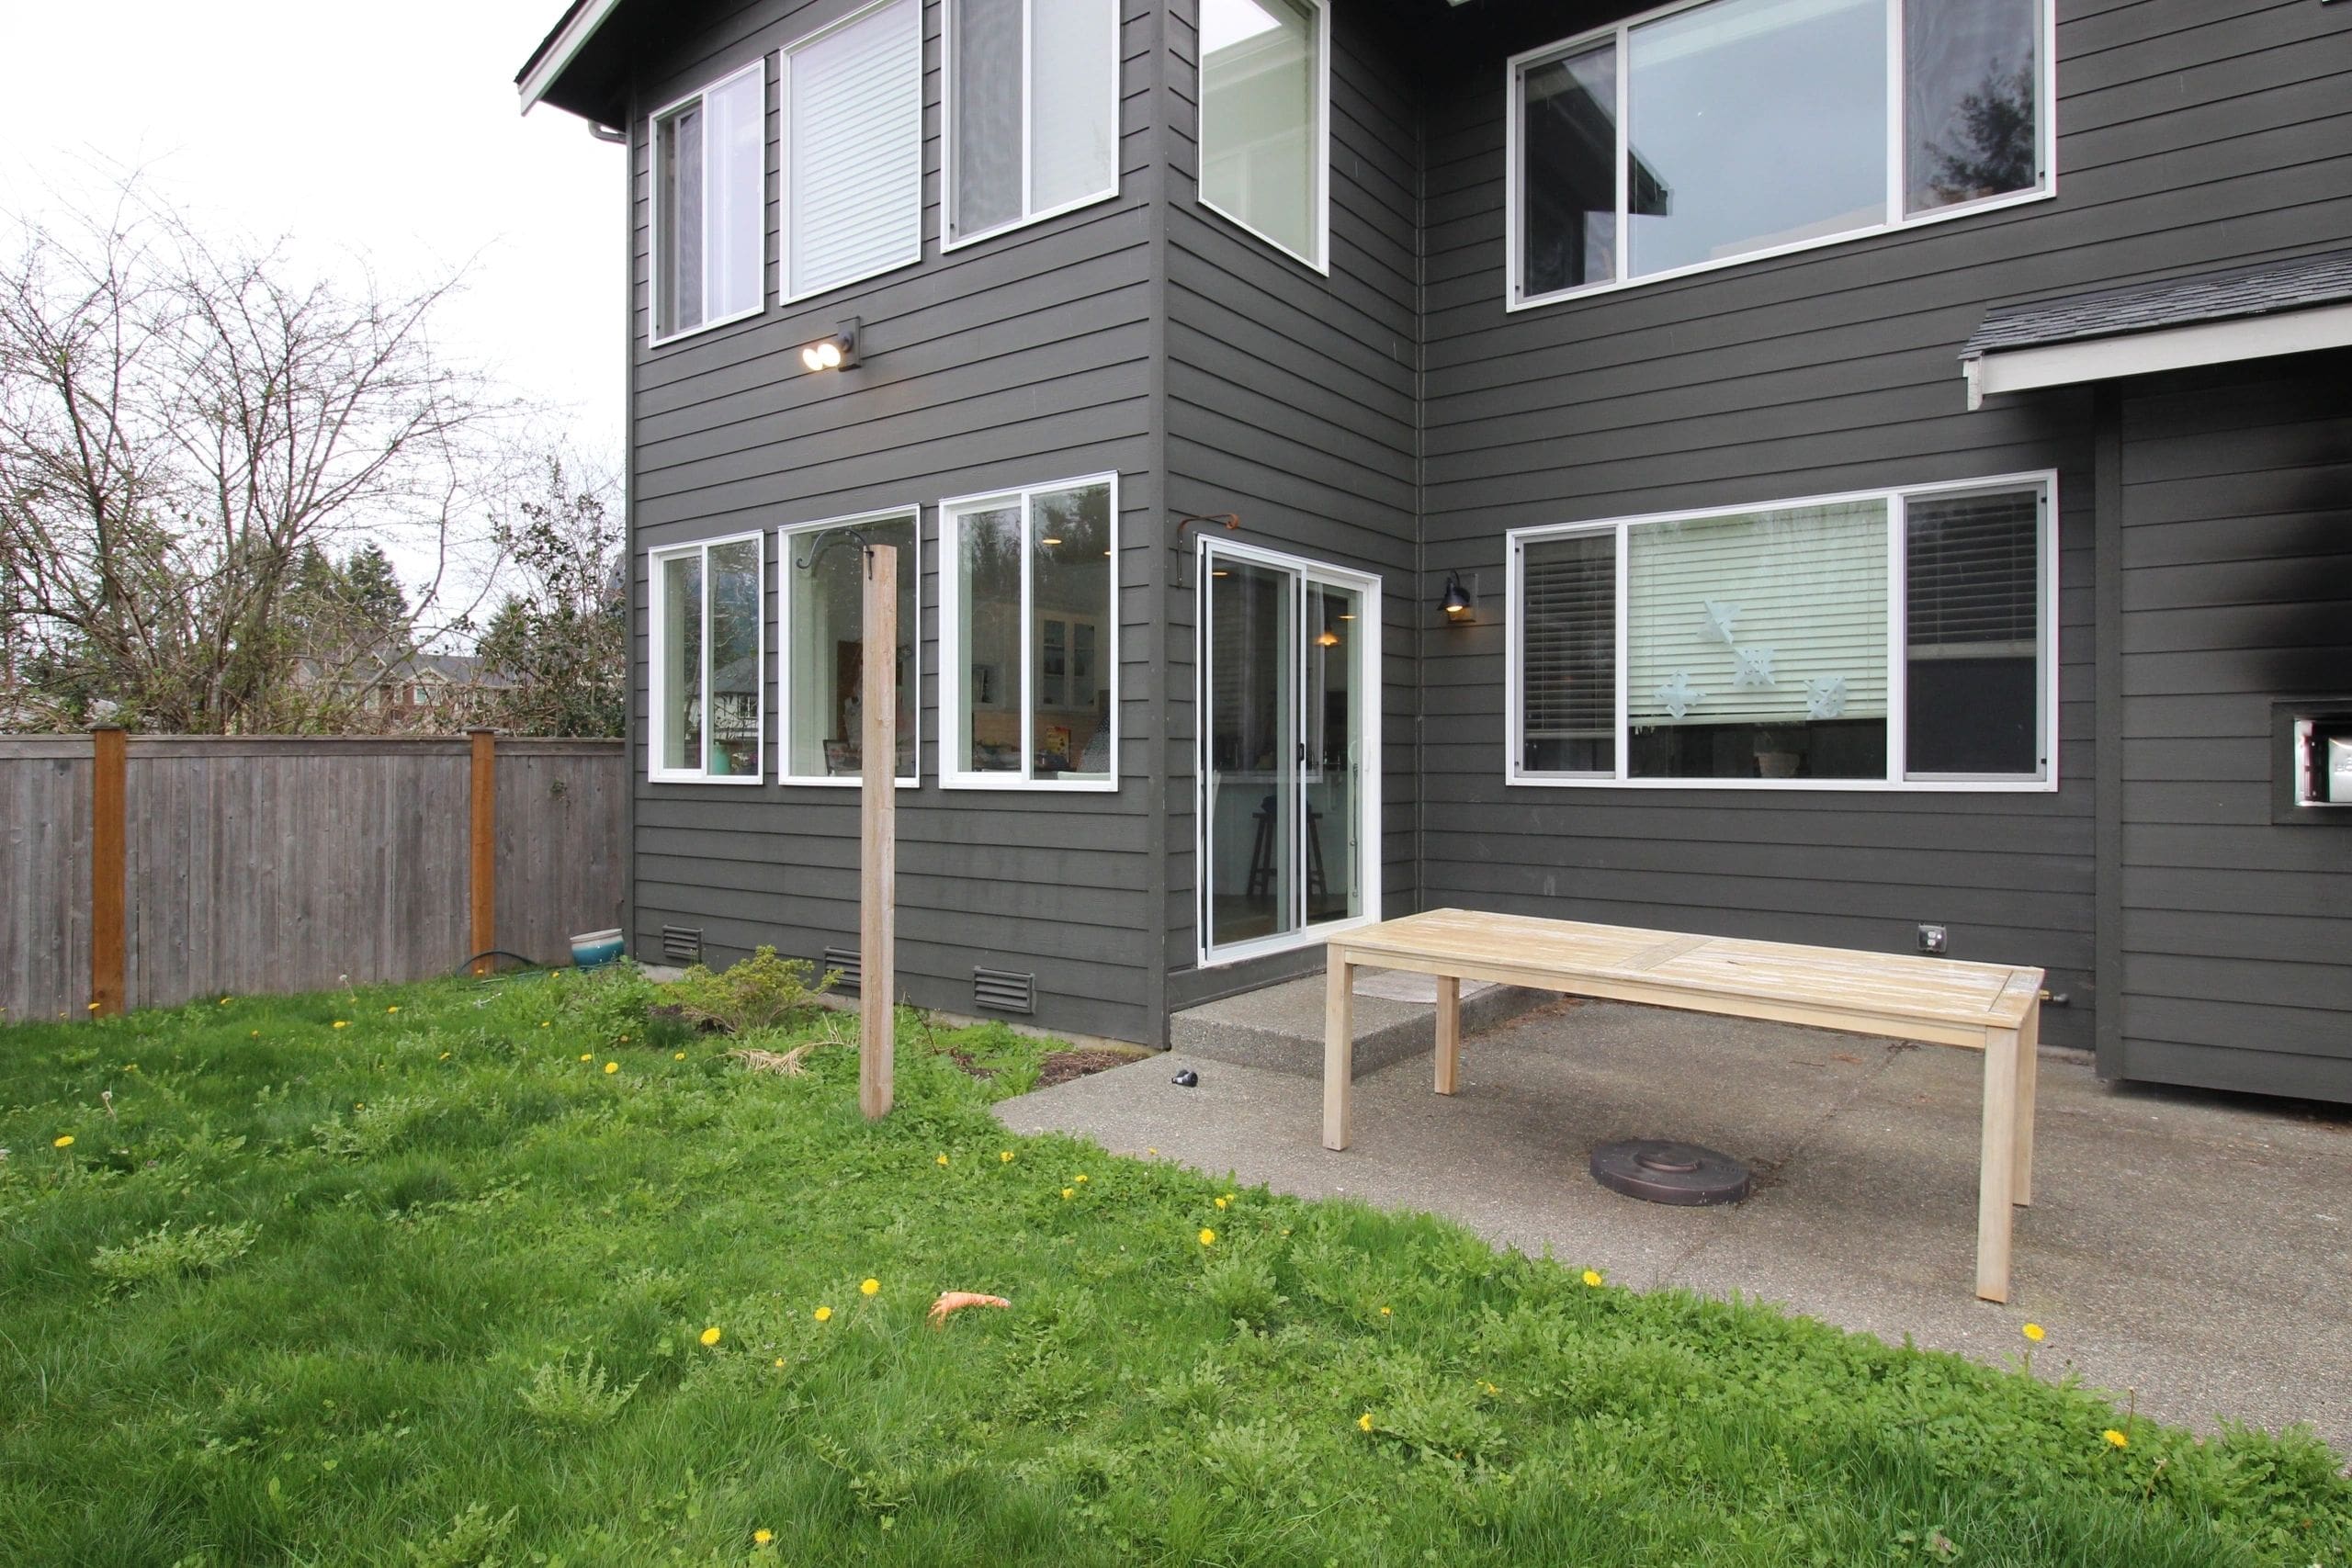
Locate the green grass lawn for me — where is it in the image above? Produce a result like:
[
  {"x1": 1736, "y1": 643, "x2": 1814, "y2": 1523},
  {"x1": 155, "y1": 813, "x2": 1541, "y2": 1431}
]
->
[{"x1": 4, "y1": 966, "x2": 2347, "y2": 1568}]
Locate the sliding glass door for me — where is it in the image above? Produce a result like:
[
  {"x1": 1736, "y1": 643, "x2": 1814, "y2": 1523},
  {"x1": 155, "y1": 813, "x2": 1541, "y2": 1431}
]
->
[{"x1": 1200, "y1": 541, "x2": 1379, "y2": 964}]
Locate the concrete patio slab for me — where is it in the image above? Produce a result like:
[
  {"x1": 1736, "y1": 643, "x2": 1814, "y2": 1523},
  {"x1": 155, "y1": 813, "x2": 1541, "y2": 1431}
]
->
[{"x1": 996, "y1": 997, "x2": 2352, "y2": 1456}]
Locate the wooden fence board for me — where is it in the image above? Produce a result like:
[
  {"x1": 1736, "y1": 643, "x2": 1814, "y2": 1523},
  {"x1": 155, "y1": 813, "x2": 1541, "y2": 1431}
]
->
[{"x1": 0, "y1": 736, "x2": 624, "y2": 1020}]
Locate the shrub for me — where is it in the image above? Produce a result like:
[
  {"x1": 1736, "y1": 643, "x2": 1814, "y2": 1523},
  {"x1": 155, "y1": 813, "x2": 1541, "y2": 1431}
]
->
[{"x1": 661, "y1": 946, "x2": 836, "y2": 1035}]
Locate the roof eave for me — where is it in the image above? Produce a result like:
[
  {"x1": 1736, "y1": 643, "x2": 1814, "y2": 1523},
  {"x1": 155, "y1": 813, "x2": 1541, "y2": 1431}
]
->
[{"x1": 515, "y1": 0, "x2": 628, "y2": 117}]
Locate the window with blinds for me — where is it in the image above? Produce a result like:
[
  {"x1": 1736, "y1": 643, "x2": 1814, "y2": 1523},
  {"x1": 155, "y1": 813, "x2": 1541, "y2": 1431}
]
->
[
  {"x1": 1507, "y1": 475, "x2": 2053, "y2": 788},
  {"x1": 1519, "y1": 531, "x2": 1617, "y2": 775},
  {"x1": 785, "y1": 0, "x2": 922, "y2": 301}
]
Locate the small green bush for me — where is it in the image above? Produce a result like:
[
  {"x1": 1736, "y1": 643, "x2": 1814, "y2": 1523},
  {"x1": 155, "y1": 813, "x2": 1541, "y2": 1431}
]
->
[
  {"x1": 661, "y1": 945, "x2": 836, "y2": 1035},
  {"x1": 517, "y1": 1353, "x2": 644, "y2": 1430},
  {"x1": 90, "y1": 1221, "x2": 256, "y2": 1285}
]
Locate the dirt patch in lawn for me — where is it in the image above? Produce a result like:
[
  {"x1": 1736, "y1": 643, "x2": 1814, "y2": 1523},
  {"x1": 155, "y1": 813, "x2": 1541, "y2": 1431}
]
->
[{"x1": 1033, "y1": 1048, "x2": 1140, "y2": 1089}]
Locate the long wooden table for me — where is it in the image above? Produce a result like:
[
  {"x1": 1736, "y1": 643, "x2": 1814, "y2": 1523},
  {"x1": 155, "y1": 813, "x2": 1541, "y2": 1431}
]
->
[{"x1": 1322, "y1": 909, "x2": 2045, "y2": 1303}]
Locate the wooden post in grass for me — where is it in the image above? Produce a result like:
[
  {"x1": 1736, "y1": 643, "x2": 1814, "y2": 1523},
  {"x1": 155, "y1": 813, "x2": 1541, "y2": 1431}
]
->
[
  {"x1": 469, "y1": 729, "x2": 497, "y2": 976},
  {"x1": 860, "y1": 545, "x2": 898, "y2": 1120},
  {"x1": 89, "y1": 726, "x2": 127, "y2": 1018}
]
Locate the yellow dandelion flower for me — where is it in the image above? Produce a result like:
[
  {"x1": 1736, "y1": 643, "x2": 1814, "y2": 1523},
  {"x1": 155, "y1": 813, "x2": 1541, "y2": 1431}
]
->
[
  {"x1": 53, "y1": 1134, "x2": 74, "y2": 1148},
  {"x1": 603, "y1": 1062, "x2": 618, "y2": 1075},
  {"x1": 1479, "y1": 1381, "x2": 1500, "y2": 1396},
  {"x1": 1074, "y1": 1173, "x2": 1089, "y2": 1184},
  {"x1": 674, "y1": 1051, "x2": 686, "y2": 1060},
  {"x1": 1357, "y1": 1412, "x2": 1374, "y2": 1433},
  {"x1": 386, "y1": 1005, "x2": 400, "y2": 1014},
  {"x1": 936, "y1": 1154, "x2": 950, "y2": 1167},
  {"x1": 860, "y1": 1278, "x2": 880, "y2": 1296},
  {"x1": 2022, "y1": 1322, "x2": 2045, "y2": 1343},
  {"x1": 1147, "y1": 1146, "x2": 1158, "y2": 1155},
  {"x1": 619, "y1": 1034, "x2": 629, "y2": 1043},
  {"x1": 219, "y1": 997, "x2": 232, "y2": 1006},
  {"x1": 1061, "y1": 1188, "x2": 1074, "y2": 1201},
  {"x1": 1198, "y1": 1227, "x2": 1216, "y2": 1247},
  {"x1": 774, "y1": 1358, "x2": 786, "y2": 1369},
  {"x1": 813, "y1": 1306, "x2": 832, "y2": 1323},
  {"x1": 754, "y1": 1528, "x2": 774, "y2": 1546},
  {"x1": 250, "y1": 1030, "x2": 259, "y2": 1038},
  {"x1": 1221, "y1": 1192, "x2": 1235, "y2": 1204},
  {"x1": 1000, "y1": 1150, "x2": 1014, "y2": 1163},
  {"x1": 1379, "y1": 1306, "x2": 1392, "y2": 1317},
  {"x1": 332, "y1": 1021, "x2": 348, "y2": 1030},
  {"x1": 439, "y1": 1052, "x2": 451, "y2": 1061},
  {"x1": 699, "y1": 1326, "x2": 722, "y2": 1348},
  {"x1": 2102, "y1": 1428, "x2": 2129, "y2": 1449},
  {"x1": 540, "y1": 1021, "x2": 551, "y2": 1029},
  {"x1": 1581, "y1": 1269, "x2": 1603, "y2": 1288},
  {"x1": 1214, "y1": 1196, "x2": 1228, "y2": 1210},
  {"x1": 580, "y1": 1054, "x2": 593, "y2": 1062}
]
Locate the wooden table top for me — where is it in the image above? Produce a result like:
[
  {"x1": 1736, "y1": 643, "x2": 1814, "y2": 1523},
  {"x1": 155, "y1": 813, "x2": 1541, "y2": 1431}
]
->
[{"x1": 1330, "y1": 908, "x2": 2043, "y2": 1032}]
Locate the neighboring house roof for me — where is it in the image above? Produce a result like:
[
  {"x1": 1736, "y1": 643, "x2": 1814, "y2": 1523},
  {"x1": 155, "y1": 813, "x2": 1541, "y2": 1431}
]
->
[{"x1": 1962, "y1": 248, "x2": 2352, "y2": 409}]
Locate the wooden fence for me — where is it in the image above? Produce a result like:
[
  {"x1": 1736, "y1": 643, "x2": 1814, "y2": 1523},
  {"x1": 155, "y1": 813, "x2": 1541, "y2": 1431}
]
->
[{"x1": 0, "y1": 733, "x2": 625, "y2": 1023}]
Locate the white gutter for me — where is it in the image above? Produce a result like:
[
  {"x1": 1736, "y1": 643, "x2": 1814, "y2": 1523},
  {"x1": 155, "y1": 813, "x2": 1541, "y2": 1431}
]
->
[
  {"x1": 1964, "y1": 300, "x2": 2352, "y2": 411},
  {"x1": 516, "y1": 0, "x2": 628, "y2": 115}
]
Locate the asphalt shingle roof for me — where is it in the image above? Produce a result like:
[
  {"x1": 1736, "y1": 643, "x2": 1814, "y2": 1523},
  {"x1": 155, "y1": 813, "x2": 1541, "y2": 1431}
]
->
[{"x1": 1962, "y1": 249, "x2": 2352, "y2": 359}]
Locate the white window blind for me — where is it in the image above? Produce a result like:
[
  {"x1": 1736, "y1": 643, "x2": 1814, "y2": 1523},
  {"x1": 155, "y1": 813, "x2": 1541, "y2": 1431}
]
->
[
  {"x1": 786, "y1": 0, "x2": 922, "y2": 300},
  {"x1": 1624, "y1": 501, "x2": 1888, "y2": 727}
]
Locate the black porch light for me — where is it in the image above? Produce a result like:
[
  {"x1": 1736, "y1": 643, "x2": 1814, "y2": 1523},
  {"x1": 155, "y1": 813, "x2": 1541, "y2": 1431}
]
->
[{"x1": 1442, "y1": 570, "x2": 1478, "y2": 622}]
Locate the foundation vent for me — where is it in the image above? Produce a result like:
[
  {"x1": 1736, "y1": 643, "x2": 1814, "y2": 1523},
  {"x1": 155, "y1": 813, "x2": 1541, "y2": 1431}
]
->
[
  {"x1": 660, "y1": 925, "x2": 704, "y2": 964},
  {"x1": 822, "y1": 945, "x2": 863, "y2": 992},
  {"x1": 973, "y1": 967, "x2": 1036, "y2": 1016}
]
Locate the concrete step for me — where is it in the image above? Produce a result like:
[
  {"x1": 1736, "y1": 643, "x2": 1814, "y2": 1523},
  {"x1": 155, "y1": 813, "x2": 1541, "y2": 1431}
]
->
[{"x1": 1170, "y1": 969, "x2": 1554, "y2": 1079}]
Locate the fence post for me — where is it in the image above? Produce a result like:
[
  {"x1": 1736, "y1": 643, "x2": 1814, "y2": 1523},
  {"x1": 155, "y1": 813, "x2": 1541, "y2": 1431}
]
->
[
  {"x1": 859, "y1": 546, "x2": 897, "y2": 1121},
  {"x1": 469, "y1": 729, "x2": 496, "y2": 976},
  {"x1": 89, "y1": 727, "x2": 128, "y2": 1018}
]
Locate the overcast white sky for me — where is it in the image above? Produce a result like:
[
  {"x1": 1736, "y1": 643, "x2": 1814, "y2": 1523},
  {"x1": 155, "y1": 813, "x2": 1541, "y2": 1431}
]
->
[{"x1": 1, "y1": 0, "x2": 628, "y2": 461}]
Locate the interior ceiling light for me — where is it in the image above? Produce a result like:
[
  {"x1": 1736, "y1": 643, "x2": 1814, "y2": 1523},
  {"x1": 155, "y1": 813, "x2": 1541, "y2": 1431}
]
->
[
  {"x1": 1040, "y1": 536, "x2": 1064, "y2": 547},
  {"x1": 1315, "y1": 625, "x2": 1341, "y2": 648}
]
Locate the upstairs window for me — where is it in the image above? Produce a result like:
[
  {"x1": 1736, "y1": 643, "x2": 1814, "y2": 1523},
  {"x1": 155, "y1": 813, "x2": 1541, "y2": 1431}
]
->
[
  {"x1": 653, "y1": 62, "x2": 766, "y2": 341},
  {"x1": 1198, "y1": 0, "x2": 1329, "y2": 271},
  {"x1": 940, "y1": 475, "x2": 1118, "y2": 789},
  {"x1": 945, "y1": 0, "x2": 1121, "y2": 247},
  {"x1": 1510, "y1": 0, "x2": 2050, "y2": 309},
  {"x1": 1509, "y1": 476, "x2": 2054, "y2": 790},
  {"x1": 651, "y1": 534, "x2": 765, "y2": 783},
  {"x1": 783, "y1": 0, "x2": 923, "y2": 301}
]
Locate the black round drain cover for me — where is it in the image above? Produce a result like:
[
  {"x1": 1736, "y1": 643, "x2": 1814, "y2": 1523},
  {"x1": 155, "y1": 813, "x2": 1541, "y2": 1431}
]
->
[{"x1": 1589, "y1": 1140, "x2": 1751, "y2": 1206}]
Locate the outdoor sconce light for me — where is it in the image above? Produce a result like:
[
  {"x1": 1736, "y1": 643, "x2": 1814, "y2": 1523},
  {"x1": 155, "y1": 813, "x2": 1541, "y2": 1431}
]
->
[
  {"x1": 1171, "y1": 512, "x2": 1241, "y2": 588},
  {"x1": 800, "y1": 318, "x2": 860, "y2": 373},
  {"x1": 1442, "y1": 570, "x2": 1479, "y2": 623}
]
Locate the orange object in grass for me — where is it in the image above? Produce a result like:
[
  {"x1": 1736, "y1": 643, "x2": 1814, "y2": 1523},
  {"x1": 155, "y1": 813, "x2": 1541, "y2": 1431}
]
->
[{"x1": 926, "y1": 1291, "x2": 1011, "y2": 1328}]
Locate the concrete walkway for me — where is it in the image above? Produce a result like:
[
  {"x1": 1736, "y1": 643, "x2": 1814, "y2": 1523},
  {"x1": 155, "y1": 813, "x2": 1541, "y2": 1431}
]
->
[{"x1": 996, "y1": 994, "x2": 2352, "y2": 1455}]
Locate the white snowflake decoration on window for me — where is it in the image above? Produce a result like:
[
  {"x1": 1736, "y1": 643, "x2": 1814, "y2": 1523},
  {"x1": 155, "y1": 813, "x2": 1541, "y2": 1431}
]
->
[
  {"x1": 1732, "y1": 645, "x2": 1777, "y2": 690},
  {"x1": 1806, "y1": 677, "x2": 1849, "y2": 720},
  {"x1": 1655, "y1": 671, "x2": 1704, "y2": 719},
  {"x1": 1701, "y1": 598, "x2": 1741, "y2": 646}
]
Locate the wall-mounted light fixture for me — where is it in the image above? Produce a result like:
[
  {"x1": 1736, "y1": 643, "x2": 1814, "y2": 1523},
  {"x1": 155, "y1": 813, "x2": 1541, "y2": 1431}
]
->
[
  {"x1": 1442, "y1": 570, "x2": 1479, "y2": 623},
  {"x1": 800, "y1": 318, "x2": 860, "y2": 373},
  {"x1": 1172, "y1": 512, "x2": 1242, "y2": 589}
]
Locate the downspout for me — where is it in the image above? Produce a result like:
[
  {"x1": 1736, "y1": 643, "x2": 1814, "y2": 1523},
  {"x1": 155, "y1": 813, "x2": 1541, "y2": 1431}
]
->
[{"x1": 589, "y1": 122, "x2": 628, "y2": 144}]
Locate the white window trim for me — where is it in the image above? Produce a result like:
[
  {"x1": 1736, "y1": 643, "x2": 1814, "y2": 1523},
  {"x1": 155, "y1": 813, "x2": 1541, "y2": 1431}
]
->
[
  {"x1": 937, "y1": 471, "x2": 1121, "y2": 792},
  {"x1": 649, "y1": 59, "x2": 770, "y2": 347},
  {"x1": 1504, "y1": 0, "x2": 2058, "y2": 314},
  {"x1": 1193, "y1": 535, "x2": 1383, "y2": 969},
  {"x1": 776, "y1": 506, "x2": 922, "y2": 790},
  {"x1": 939, "y1": 0, "x2": 1124, "y2": 254},
  {"x1": 1193, "y1": 0, "x2": 1331, "y2": 276},
  {"x1": 1503, "y1": 470, "x2": 2059, "y2": 794},
  {"x1": 778, "y1": 0, "x2": 925, "y2": 305},
  {"x1": 647, "y1": 530, "x2": 767, "y2": 785}
]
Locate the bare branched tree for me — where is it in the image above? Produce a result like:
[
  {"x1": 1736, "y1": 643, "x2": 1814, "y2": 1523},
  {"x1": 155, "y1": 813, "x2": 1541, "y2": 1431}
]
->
[{"x1": 0, "y1": 179, "x2": 515, "y2": 732}]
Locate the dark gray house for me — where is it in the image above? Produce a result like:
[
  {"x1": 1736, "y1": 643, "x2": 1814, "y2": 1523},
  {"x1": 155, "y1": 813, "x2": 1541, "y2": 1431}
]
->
[{"x1": 516, "y1": 0, "x2": 2352, "y2": 1103}]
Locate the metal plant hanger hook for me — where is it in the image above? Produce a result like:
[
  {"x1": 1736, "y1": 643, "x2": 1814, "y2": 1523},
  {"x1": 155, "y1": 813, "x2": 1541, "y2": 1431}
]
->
[{"x1": 796, "y1": 526, "x2": 873, "y2": 574}]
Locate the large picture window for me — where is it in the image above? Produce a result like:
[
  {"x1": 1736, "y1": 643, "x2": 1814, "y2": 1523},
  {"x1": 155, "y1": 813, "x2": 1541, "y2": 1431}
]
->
[
  {"x1": 1509, "y1": 476, "x2": 2055, "y2": 790},
  {"x1": 1509, "y1": 0, "x2": 2051, "y2": 309},
  {"x1": 944, "y1": 0, "x2": 1120, "y2": 248},
  {"x1": 1198, "y1": 0, "x2": 1329, "y2": 271},
  {"x1": 782, "y1": 0, "x2": 923, "y2": 301},
  {"x1": 652, "y1": 62, "x2": 766, "y2": 342},
  {"x1": 940, "y1": 475, "x2": 1118, "y2": 789},
  {"x1": 780, "y1": 511, "x2": 919, "y2": 785},
  {"x1": 650, "y1": 534, "x2": 765, "y2": 783}
]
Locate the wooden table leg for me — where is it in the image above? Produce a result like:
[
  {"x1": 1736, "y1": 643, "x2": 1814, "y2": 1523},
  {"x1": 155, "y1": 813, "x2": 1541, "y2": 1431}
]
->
[
  {"x1": 1434, "y1": 974, "x2": 1461, "y2": 1096},
  {"x1": 1975, "y1": 1025, "x2": 2020, "y2": 1303},
  {"x1": 1323, "y1": 949, "x2": 1354, "y2": 1151},
  {"x1": 2012, "y1": 999, "x2": 2040, "y2": 1208}
]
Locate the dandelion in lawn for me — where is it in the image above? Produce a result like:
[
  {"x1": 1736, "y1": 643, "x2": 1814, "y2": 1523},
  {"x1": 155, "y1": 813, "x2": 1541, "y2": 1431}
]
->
[
  {"x1": 2022, "y1": 1323, "x2": 2045, "y2": 1343},
  {"x1": 754, "y1": 1529, "x2": 774, "y2": 1547},
  {"x1": 1074, "y1": 1173, "x2": 1088, "y2": 1184},
  {"x1": 604, "y1": 1062, "x2": 618, "y2": 1075},
  {"x1": 936, "y1": 1154, "x2": 950, "y2": 1167},
  {"x1": 861, "y1": 1279, "x2": 880, "y2": 1296},
  {"x1": 774, "y1": 1359, "x2": 786, "y2": 1369},
  {"x1": 674, "y1": 1052, "x2": 685, "y2": 1060},
  {"x1": 1581, "y1": 1269, "x2": 1603, "y2": 1288},
  {"x1": 580, "y1": 1054, "x2": 593, "y2": 1062},
  {"x1": 1061, "y1": 1188, "x2": 1074, "y2": 1201},
  {"x1": 332, "y1": 1021, "x2": 348, "y2": 1030},
  {"x1": 53, "y1": 1135, "x2": 74, "y2": 1148},
  {"x1": 698, "y1": 1326, "x2": 723, "y2": 1347},
  {"x1": 813, "y1": 1306, "x2": 832, "y2": 1322},
  {"x1": 1147, "y1": 1147, "x2": 1158, "y2": 1156},
  {"x1": 1379, "y1": 1306, "x2": 1392, "y2": 1318},
  {"x1": 2104, "y1": 1428, "x2": 2129, "y2": 1449},
  {"x1": 1198, "y1": 1228, "x2": 1216, "y2": 1247},
  {"x1": 439, "y1": 1052, "x2": 451, "y2": 1061},
  {"x1": 619, "y1": 1035, "x2": 629, "y2": 1043},
  {"x1": 250, "y1": 1031, "x2": 259, "y2": 1038},
  {"x1": 1000, "y1": 1150, "x2": 1014, "y2": 1164},
  {"x1": 1214, "y1": 1196, "x2": 1227, "y2": 1210},
  {"x1": 1357, "y1": 1413, "x2": 1374, "y2": 1433},
  {"x1": 122, "y1": 1064, "x2": 136, "y2": 1072},
  {"x1": 541, "y1": 1021, "x2": 551, "y2": 1030},
  {"x1": 1479, "y1": 1381, "x2": 1500, "y2": 1396}
]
